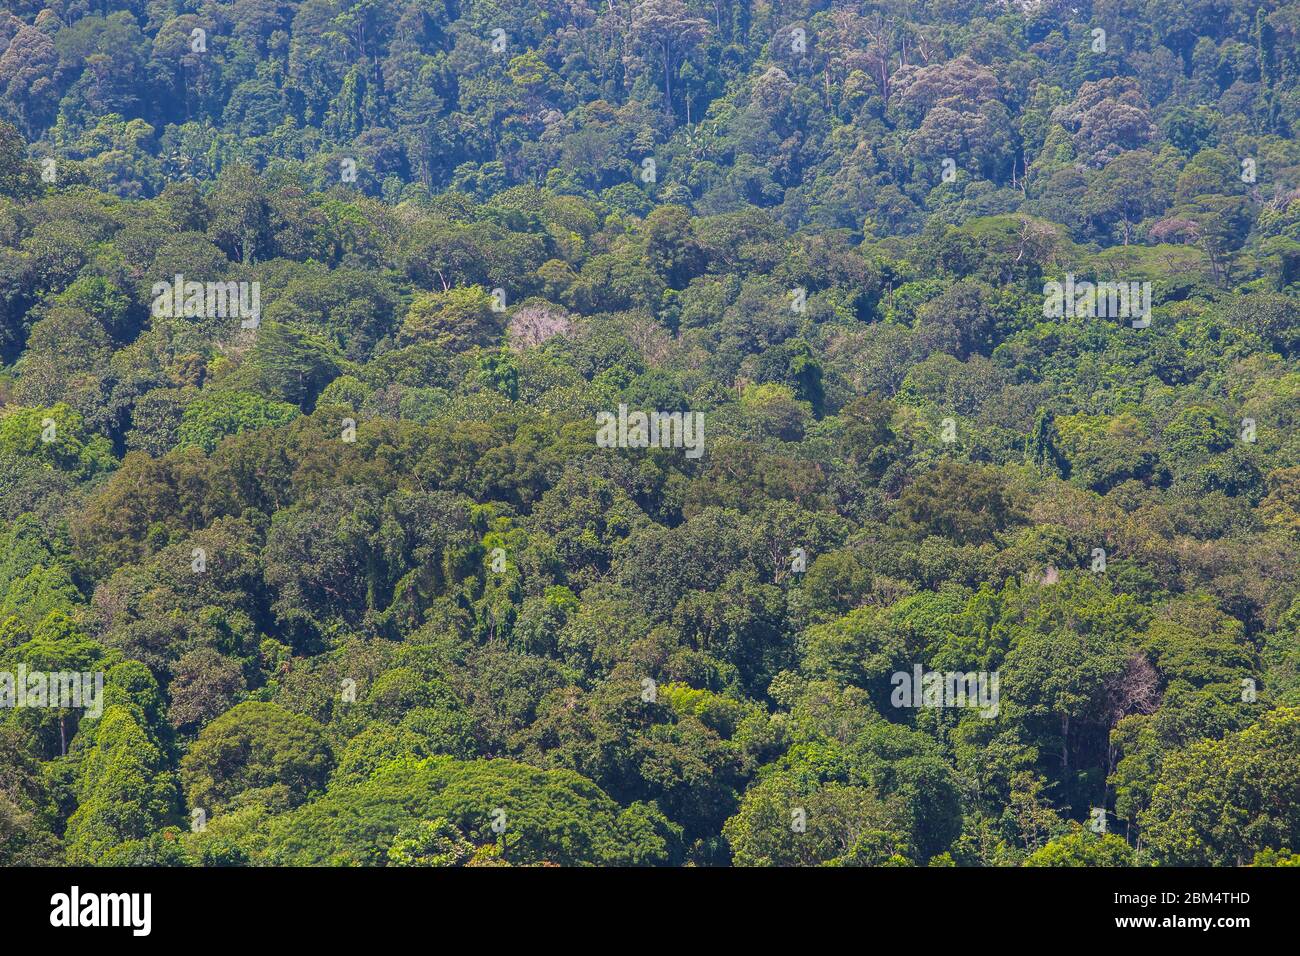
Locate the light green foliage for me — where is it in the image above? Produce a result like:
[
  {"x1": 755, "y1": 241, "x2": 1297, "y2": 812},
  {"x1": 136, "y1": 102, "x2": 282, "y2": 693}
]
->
[
  {"x1": 1140, "y1": 707, "x2": 1300, "y2": 866},
  {"x1": 175, "y1": 390, "x2": 299, "y2": 453},
  {"x1": 400, "y1": 286, "x2": 502, "y2": 352},
  {"x1": 180, "y1": 702, "x2": 334, "y2": 813},
  {"x1": 0, "y1": 405, "x2": 114, "y2": 477},
  {"x1": 1024, "y1": 826, "x2": 1137, "y2": 867},
  {"x1": 64, "y1": 705, "x2": 179, "y2": 864},
  {"x1": 265, "y1": 756, "x2": 677, "y2": 866}
]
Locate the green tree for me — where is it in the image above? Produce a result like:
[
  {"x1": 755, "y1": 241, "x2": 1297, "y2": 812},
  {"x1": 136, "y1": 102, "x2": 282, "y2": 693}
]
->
[
  {"x1": 1024, "y1": 826, "x2": 1137, "y2": 866},
  {"x1": 180, "y1": 702, "x2": 334, "y2": 813},
  {"x1": 64, "y1": 706, "x2": 180, "y2": 864}
]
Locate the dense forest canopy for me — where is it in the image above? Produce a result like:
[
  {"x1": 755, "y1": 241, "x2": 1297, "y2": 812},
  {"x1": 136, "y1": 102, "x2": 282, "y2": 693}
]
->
[{"x1": 0, "y1": 0, "x2": 1299, "y2": 867}]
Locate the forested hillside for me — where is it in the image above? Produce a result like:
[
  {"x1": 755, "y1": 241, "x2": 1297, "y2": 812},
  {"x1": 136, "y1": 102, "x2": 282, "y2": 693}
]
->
[{"x1": 1, "y1": 0, "x2": 1299, "y2": 867}]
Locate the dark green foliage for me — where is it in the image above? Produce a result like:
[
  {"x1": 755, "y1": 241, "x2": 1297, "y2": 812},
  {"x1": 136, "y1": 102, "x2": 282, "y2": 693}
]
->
[
  {"x1": 180, "y1": 702, "x2": 333, "y2": 813},
  {"x1": 0, "y1": 0, "x2": 1298, "y2": 869}
]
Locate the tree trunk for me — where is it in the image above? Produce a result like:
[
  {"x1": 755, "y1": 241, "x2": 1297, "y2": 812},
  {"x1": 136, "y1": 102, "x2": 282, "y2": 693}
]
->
[
  {"x1": 1061, "y1": 714, "x2": 1070, "y2": 772},
  {"x1": 663, "y1": 45, "x2": 673, "y2": 114}
]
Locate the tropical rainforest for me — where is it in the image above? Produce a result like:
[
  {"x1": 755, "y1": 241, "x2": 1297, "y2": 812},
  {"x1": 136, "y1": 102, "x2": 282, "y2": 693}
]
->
[{"x1": 0, "y1": 0, "x2": 1299, "y2": 868}]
